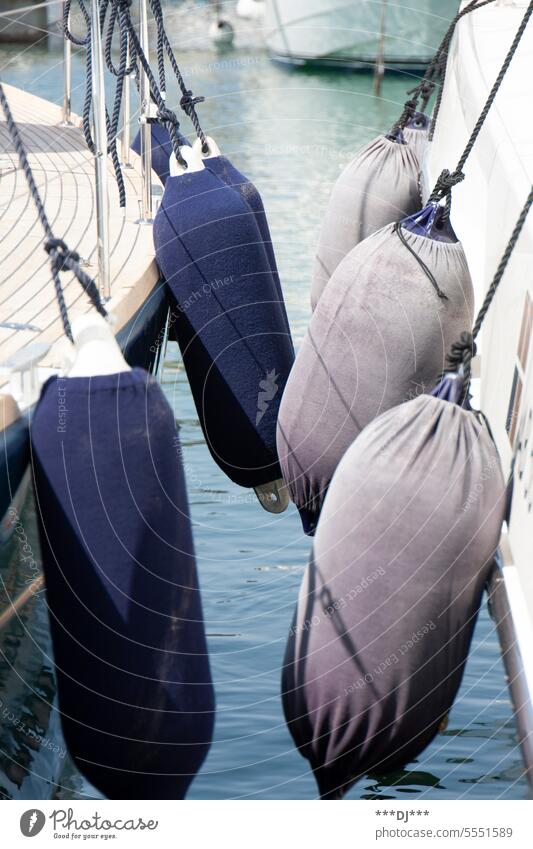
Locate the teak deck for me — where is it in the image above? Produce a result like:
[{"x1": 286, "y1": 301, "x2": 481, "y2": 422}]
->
[{"x1": 0, "y1": 83, "x2": 160, "y2": 429}]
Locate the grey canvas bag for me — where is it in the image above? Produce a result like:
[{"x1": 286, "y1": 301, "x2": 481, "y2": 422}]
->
[
  {"x1": 277, "y1": 219, "x2": 474, "y2": 534},
  {"x1": 311, "y1": 135, "x2": 421, "y2": 311},
  {"x1": 281, "y1": 391, "x2": 506, "y2": 799}
]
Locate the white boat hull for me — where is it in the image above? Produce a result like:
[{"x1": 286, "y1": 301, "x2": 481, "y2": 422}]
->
[
  {"x1": 425, "y1": 0, "x2": 533, "y2": 787},
  {"x1": 265, "y1": 0, "x2": 461, "y2": 69}
]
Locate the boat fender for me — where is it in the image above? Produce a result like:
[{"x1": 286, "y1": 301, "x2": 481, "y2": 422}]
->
[
  {"x1": 67, "y1": 313, "x2": 129, "y2": 377},
  {"x1": 277, "y1": 206, "x2": 474, "y2": 534},
  {"x1": 193, "y1": 135, "x2": 293, "y2": 343},
  {"x1": 153, "y1": 164, "x2": 294, "y2": 492},
  {"x1": 282, "y1": 378, "x2": 505, "y2": 799},
  {"x1": 209, "y1": 18, "x2": 235, "y2": 47},
  {"x1": 402, "y1": 110, "x2": 430, "y2": 161},
  {"x1": 131, "y1": 122, "x2": 191, "y2": 186},
  {"x1": 311, "y1": 134, "x2": 421, "y2": 311},
  {"x1": 169, "y1": 143, "x2": 206, "y2": 177},
  {"x1": 31, "y1": 361, "x2": 214, "y2": 799}
]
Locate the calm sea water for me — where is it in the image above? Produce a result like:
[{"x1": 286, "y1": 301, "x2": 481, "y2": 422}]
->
[{"x1": 0, "y1": 1, "x2": 529, "y2": 800}]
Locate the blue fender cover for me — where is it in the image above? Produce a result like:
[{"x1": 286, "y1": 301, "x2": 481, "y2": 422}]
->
[
  {"x1": 131, "y1": 122, "x2": 190, "y2": 185},
  {"x1": 31, "y1": 369, "x2": 214, "y2": 800},
  {"x1": 204, "y1": 155, "x2": 292, "y2": 341},
  {"x1": 154, "y1": 168, "x2": 294, "y2": 488}
]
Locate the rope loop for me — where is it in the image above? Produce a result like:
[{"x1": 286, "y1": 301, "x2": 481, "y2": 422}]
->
[
  {"x1": 445, "y1": 331, "x2": 476, "y2": 373},
  {"x1": 157, "y1": 105, "x2": 179, "y2": 126}
]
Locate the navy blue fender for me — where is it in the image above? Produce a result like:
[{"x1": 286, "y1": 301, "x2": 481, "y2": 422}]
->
[
  {"x1": 154, "y1": 168, "x2": 294, "y2": 488},
  {"x1": 131, "y1": 123, "x2": 190, "y2": 185},
  {"x1": 31, "y1": 369, "x2": 214, "y2": 800},
  {"x1": 204, "y1": 155, "x2": 292, "y2": 342}
]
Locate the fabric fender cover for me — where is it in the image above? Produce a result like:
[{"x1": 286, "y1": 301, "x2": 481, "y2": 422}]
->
[
  {"x1": 154, "y1": 168, "x2": 294, "y2": 488},
  {"x1": 31, "y1": 369, "x2": 214, "y2": 800},
  {"x1": 402, "y1": 111, "x2": 430, "y2": 162},
  {"x1": 311, "y1": 135, "x2": 421, "y2": 311},
  {"x1": 277, "y1": 219, "x2": 474, "y2": 534},
  {"x1": 131, "y1": 122, "x2": 190, "y2": 186},
  {"x1": 205, "y1": 154, "x2": 292, "y2": 341},
  {"x1": 281, "y1": 392, "x2": 506, "y2": 799}
]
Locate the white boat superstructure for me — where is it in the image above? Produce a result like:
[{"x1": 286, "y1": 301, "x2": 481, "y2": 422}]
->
[
  {"x1": 425, "y1": 0, "x2": 533, "y2": 785},
  {"x1": 264, "y1": 0, "x2": 462, "y2": 69}
]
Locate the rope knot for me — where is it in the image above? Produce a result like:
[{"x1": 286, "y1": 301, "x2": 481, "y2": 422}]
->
[
  {"x1": 429, "y1": 168, "x2": 465, "y2": 203},
  {"x1": 445, "y1": 331, "x2": 476, "y2": 374},
  {"x1": 179, "y1": 89, "x2": 205, "y2": 114},
  {"x1": 45, "y1": 238, "x2": 80, "y2": 271},
  {"x1": 157, "y1": 106, "x2": 179, "y2": 126}
]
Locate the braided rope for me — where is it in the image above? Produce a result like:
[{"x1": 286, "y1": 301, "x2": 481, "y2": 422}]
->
[
  {"x1": 77, "y1": 0, "x2": 126, "y2": 206},
  {"x1": 0, "y1": 82, "x2": 108, "y2": 342},
  {"x1": 387, "y1": 0, "x2": 495, "y2": 140},
  {"x1": 429, "y1": 1, "x2": 533, "y2": 215},
  {"x1": 148, "y1": 0, "x2": 209, "y2": 152}
]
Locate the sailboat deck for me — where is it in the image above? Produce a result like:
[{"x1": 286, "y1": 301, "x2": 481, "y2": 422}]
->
[{"x1": 0, "y1": 83, "x2": 160, "y2": 413}]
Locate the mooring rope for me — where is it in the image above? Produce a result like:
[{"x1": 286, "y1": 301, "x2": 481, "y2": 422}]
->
[
  {"x1": 148, "y1": 0, "x2": 209, "y2": 152},
  {"x1": 428, "y1": 1, "x2": 533, "y2": 217},
  {"x1": 0, "y1": 83, "x2": 108, "y2": 342},
  {"x1": 64, "y1": 0, "x2": 127, "y2": 207},
  {"x1": 115, "y1": 0, "x2": 188, "y2": 168},
  {"x1": 387, "y1": 0, "x2": 496, "y2": 141}
]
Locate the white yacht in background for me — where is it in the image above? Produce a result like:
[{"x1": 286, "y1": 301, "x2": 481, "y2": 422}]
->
[
  {"x1": 264, "y1": 0, "x2": 461, "y2": 69},
  {"x1": 424, "y1": 0, "x2": 533, "y2": 786}
]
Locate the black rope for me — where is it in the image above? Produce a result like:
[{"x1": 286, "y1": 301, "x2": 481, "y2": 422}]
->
[
  {"x1": 0, "y1": 83, "x2": 108, "y2": 343},
  {"x1": 148, "y1": 0, "x2": 209, "y2": 153},
  {"x1": 387, "y1": 0, "x2": 495, "y2": 140},
  {"x1": 72, "y1": 0, "x2": 127, "y2": 207},
  {"x1": 428, "y1": 1, "x2": 533, "y2": 215},
  {"x1": 392, "y1": 222, "x2": 448, "y2": 300},
  {"x1": 428, "y1": 0, "x2": 497, "y2": 140},
  {"x1": 115, "y1": 0, "x2": 188, "y2": 168}
]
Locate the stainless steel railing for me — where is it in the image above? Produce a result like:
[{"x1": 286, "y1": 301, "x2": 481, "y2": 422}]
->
[
  {"x1": 89, "y1": 0, "x2": 111, "y2": 300},
  {"x1": 138, "y1": 0, "x2": 153, "y2": 222},
  {"x1": 60, "y1": 2, "x2": 73, "y2": 126}
]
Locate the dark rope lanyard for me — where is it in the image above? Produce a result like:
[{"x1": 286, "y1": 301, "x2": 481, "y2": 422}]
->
[
  {"x1": 115, "y1": 0, "x2": 188, "y2": 168},
  {"x1": 147, "y1": 0, "x2": 209, "y2": 153},
  {"x1": 429, "y1": 1, "x2": 533, "y2": 218},
  {"x1": 65, "y1": 0, "x2": 127, "y2": 207},
  {"x1": 395, "y1": 2, "x2": 533, "y2": 295},
  {"x1": 0, "y1": 83, "x2": 107, "y2": 343},
  {"x1": 388, "y1": 0, "x2": 496, "y2": 140},
  {"x1": 447, "y1": 185, "x2": 533, "y2": 401}
]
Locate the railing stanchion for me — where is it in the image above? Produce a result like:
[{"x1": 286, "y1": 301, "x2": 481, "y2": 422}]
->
[
  {"x1": 90, "y1": 0, "x2": 111, "y2": 300},
  {"x1": 138, "y1": 0, "x2": 153, "y2": 222},
  {"x1": 61, "y1": 2, "x2": 73, "y2": 126},
  {"x1": 121, "y1": 36, "x2": 132, "y2": 168}
]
